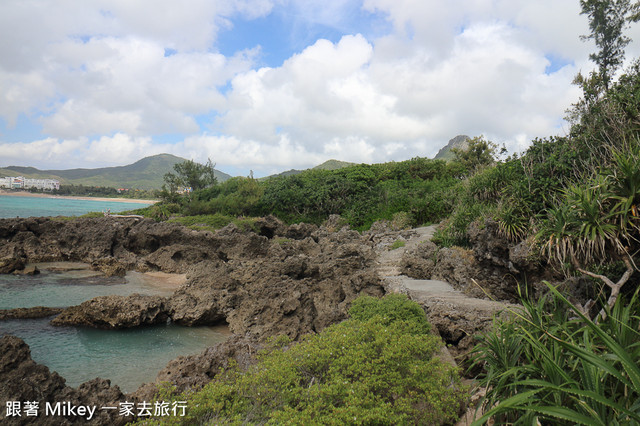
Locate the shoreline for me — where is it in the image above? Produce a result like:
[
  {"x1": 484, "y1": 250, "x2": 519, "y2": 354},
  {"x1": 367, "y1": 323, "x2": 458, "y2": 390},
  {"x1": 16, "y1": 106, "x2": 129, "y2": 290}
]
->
[{"x1": 0, "y1": 189, "x2": 157, "y2": 204}]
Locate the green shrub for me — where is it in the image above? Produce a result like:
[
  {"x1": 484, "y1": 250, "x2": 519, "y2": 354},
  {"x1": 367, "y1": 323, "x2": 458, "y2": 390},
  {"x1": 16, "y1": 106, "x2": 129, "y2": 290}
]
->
[
  {"x1": 432, "y1": 203, "x2": 495, "y2": 248},
  {"x1": 348, "y1": 294, "x2": 431, "y2": 335},
  {"x1": 167, "y1": 214, "x2": 257, "y2": 233},
  {"x1": 391, "y1": 211, "x2": 413, "y2": 229},
  {"x1": 144, "y1": 295, "x2": 466, "y2": 425}
]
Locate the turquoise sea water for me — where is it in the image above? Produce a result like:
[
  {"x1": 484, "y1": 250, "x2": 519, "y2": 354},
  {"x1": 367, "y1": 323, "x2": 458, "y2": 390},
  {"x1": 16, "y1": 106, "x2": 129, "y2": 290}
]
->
[
  {"x1": 0, "y1": 265, "x2": 229, "y2": 392},
  {"x1": 0, "y1": 194, "x2": 152, "y2": 218}
]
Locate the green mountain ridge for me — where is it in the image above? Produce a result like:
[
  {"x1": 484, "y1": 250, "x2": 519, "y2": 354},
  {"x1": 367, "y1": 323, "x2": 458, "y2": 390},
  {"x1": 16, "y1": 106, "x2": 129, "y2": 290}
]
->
[
  {"x1": 261, "y1": 159, "x2": 357, "y2": 180},
  {"x1": 1, "y1": 154, "x2": 232, "y2": 190}
]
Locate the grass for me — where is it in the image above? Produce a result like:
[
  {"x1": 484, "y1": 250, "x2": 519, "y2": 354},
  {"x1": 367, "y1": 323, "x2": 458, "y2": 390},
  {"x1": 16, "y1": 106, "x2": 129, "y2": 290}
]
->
[
  {"x1": 390, "y1": 239, "x2": 406, "y2": 250},
  {"x1": 167, "y1": 214, "x2": 258, "y2": 233}
]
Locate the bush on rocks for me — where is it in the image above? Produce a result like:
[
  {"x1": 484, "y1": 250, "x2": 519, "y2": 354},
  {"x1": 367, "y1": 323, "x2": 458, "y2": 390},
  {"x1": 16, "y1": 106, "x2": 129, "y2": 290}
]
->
[{"x1": 143, "y1": 295, "x2": 467, "y2": 425}]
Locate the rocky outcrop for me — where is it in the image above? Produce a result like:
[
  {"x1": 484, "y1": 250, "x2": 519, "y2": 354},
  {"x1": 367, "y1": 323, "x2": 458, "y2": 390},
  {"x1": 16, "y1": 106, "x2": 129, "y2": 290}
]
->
[
  {"x1": 0, "y1": 217, "x2": 271, "y2": 274},
  {"x1": 401, "y1": 240, "x2": 438, "y2": 279},
  {"x1": 0, "y1": 307, "x2": 63, "y2": 320},
  {"x1": 0, "y1": 335, "x2": 126, "y2": 425},
  {"x1": 90, "y1": 258, "x2": 126, "y2": 277},
  {"x1": 132, "y1": 335, "x2": 261, "y2": 399},
  {"x1": 51, "y1": 294, "x2": 168, "y2": 329},
  {"x1": 14, "y1": 217, "x2": 384, "y2": 342},
  {"x1": 167, "y1": 227, "x2": 383, "y2": 340},
  {"x1": 2, "y1": 215, "x2": 385, "y2": 408},
  {"x1": 424, "y1": 299, "x2": 512, "y2": 374},
  {"x1": 400, "y1": 219, "x2": 559, "y2": 303}
]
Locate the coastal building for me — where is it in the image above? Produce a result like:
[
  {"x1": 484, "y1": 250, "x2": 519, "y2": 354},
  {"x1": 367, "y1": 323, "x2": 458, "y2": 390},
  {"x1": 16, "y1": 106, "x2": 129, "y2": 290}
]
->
[{"x1": 0, "y1": 176, "x2": 60, "y2": 191}]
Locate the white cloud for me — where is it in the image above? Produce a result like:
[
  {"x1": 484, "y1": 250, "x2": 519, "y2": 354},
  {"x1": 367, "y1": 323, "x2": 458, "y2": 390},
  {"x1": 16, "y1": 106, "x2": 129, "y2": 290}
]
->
[
  {"x1": 0, "y1": 138, "x2": 87, "y2": 169},
  {"x1": 0, "y1": 0, "x2": 631, "y2": 174},
  {"x1": 35, "y1": 36, "x2": 257, "y2": 138},
  {"x1": 84, "y1": 133, "x2": 170, "y2": 164},
  {"x1": 217, "y1": 21, "x2": 582, "y2": 163}
]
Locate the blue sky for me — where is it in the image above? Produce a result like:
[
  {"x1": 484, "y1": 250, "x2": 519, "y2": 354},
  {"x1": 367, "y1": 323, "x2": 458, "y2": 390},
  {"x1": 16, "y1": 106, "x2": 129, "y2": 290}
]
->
[{"x1": 0, "y1": 0, "x2": 638, "y2": 177}]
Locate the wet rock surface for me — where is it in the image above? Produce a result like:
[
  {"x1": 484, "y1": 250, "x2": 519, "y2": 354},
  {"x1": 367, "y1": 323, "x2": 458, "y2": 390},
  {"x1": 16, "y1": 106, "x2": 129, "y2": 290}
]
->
[
  {"x1": 0, "y1": 306, "x2": 64, "y2": 320},
  {"x1": 51, "y1": 294, "x2": 169, "y2": 329},
  {"x1": 0, "y1": 335, "x2": 126, "y2": 425}
]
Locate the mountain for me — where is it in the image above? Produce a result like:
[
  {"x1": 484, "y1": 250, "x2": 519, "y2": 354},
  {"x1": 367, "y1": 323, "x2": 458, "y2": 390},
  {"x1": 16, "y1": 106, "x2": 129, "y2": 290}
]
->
[
  {"x1": 312, "y1": 159, "x2": 356, "y2": 171},
  {"x1": 1, "y1": 154, "x2": 232, "y2": 190},
  {"x1": 261, "y1": 159, "x2": 357, "y2": 180},
  {"x1": 433, "y1": 135, "x2": 470, "y2": 161}
]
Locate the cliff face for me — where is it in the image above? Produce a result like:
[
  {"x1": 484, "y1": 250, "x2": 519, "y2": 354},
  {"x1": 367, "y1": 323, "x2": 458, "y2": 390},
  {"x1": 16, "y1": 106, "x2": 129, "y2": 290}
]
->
[{"x1": 433, "y1": 135, "x2": 470, "y2": 161}]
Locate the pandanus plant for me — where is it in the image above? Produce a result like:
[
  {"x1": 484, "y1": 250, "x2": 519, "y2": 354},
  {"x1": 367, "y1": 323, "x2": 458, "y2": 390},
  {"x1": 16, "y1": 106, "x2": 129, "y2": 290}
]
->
[{"x1": 538, "y1": 143, "x2": 640, "y2": 318}]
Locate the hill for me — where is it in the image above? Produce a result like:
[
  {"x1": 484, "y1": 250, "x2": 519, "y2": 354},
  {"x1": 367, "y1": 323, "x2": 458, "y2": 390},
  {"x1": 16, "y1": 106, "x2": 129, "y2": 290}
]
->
[
  {"x1": 312, "y1": 159, "x2": 356, "y2": 171},
  {"x1": 261, "y1": 159, "x2": 356, "y2": 180},
  {"x1": 1, "y1": 154, "x2": 232, "y2": 190},
  {"x1": 433, "y1": 135, "x2": 470, "y2": 161}
]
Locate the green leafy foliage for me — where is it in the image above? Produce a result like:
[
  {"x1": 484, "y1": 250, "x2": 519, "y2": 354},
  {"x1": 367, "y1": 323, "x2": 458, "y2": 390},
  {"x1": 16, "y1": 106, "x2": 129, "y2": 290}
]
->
[
  {"x1": 167, "y1": 214, "x2": 257, "y2": 233},
  {"x1": 143, "y1": 295, "x2": 466, "y2": 425},
  {"x1": 389, "y1": 239, "x2": 406, "y2": 250},
  {"x1": 348, "y1": 294, "x2": 431, "y2": 335},
  {"x1": 579, "y1": 0, "x2": 638, "y2": 90},
  {"x1": 151, "y1": 157, "x2": 463, "y2": 231},
  {"x1": 160, "y1": 159, "x2": 217, "y2": 202},
  {"x1": 472, "y1": 283, "x2": 640, "y2": 425},
  {"x1": 451, "y1": 135, "x2": 502, "y2": 176}
]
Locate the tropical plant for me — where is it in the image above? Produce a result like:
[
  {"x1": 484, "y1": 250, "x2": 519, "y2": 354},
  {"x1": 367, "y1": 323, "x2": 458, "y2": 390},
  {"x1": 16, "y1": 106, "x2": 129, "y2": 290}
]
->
[
  {"x1": 537, "y1": 142, "x2": 640, "y2": 317},
  {"x1": 160, "y1": 158, "x2": 217, "y2": 202},
  {"x1": 451, "y1": 135, "x2": 503, "y2": 176},
  {"x1": 472, "y1": 283, "x2": 640, "y2": 425},
  {"x1": 579, "y1": 0, "x2": 639, "y2": 91}
]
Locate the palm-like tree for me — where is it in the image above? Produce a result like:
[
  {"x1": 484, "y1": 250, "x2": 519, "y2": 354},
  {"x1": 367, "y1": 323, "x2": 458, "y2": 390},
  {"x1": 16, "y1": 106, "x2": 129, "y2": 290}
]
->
[{"x1": 538, "y1": 144, "x2": 640, "y2": 318}]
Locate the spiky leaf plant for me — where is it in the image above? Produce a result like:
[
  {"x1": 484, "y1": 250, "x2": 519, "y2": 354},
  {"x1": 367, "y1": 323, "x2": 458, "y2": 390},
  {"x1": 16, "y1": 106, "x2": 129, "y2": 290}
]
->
[{"x1": 472, "y1": 283, "x2": 640, "y2": 426}]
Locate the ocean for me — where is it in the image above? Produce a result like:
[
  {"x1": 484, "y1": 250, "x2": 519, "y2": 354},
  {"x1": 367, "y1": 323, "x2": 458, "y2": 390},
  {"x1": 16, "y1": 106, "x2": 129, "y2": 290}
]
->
[
  {"x1": 0, "y1": 266, "x2": 228, "y2": 393},
  {"x1": 0, "y1": 194, "x2": 152, "y2": 219}
]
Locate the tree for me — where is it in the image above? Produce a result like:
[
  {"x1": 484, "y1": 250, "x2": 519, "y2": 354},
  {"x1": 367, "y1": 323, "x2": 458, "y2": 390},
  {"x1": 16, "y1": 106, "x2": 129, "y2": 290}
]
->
[
  {"x1": 451, "y1": 136, "x2": 502, "y2": 176},
  {"x1": 160, "y1": 158, "x2": 217, "y2": 202},
  {"x1": 579, "y1": 0, "x2": 639, "y2": 91}
]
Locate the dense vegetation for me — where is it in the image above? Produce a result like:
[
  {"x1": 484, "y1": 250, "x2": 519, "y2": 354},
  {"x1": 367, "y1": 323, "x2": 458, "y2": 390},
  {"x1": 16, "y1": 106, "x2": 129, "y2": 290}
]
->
[
  {"x1": 49, "y1": 184, "x2": 157, "y2": 199},
  {"x1": 142, "y1": 295, "x2": 467, "y2": 425},
  {"x1": 472, "y1": 285, "x2": 640, "y2": 425},
  {"x1": 139, "y1": 155, "x2": 467, "y2": 231}
]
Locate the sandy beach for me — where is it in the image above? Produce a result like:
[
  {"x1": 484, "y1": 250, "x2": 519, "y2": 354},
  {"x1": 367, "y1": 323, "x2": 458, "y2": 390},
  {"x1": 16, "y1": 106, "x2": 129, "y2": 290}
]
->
[{"x1": 0, "y1": 189, "x2": 157, "y2": 204}]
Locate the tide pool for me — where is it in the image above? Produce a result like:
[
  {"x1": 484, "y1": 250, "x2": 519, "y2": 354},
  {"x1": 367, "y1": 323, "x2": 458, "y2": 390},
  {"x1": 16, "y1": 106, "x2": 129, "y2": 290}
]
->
[
  {"x1": 0, "y1": 194, "x2": 152, "y2": 218},
  {"x1": 2, "y1": 319, "x2": 228, "y2": 393},
  {"x1": 0, "y1": 264, "x2": 178, "y2": 309},
  {"x1": 0, "y1": 264, "x2": 229, "y2": 393}
]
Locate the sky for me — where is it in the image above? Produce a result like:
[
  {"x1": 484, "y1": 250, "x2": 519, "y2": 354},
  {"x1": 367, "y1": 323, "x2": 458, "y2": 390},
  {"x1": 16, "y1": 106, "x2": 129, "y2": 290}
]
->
[{"x1": 1, "y1": 1, "x2": 639, "y2": 177}]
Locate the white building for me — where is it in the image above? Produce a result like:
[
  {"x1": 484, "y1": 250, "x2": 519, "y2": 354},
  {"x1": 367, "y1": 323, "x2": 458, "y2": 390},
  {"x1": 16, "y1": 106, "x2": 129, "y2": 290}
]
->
[{"x1": 0, "y1": 176, "x2": 60, "y2": 190}]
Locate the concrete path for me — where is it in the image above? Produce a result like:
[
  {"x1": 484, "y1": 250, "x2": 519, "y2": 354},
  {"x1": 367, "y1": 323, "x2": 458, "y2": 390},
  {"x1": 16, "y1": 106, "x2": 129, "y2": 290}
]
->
[{"x1": 377, "y1": 225, "x2": 511, "y2": 313}]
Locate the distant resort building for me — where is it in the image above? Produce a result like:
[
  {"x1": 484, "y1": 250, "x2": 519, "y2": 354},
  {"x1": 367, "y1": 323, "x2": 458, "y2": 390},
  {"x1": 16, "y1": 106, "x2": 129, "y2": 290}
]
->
[{"x1": 0, "y1": 176, "x2": 60, "y2": 191}]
